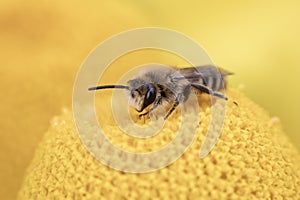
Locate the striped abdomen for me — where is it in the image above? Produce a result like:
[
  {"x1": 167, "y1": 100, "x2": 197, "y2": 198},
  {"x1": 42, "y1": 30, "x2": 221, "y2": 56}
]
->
[{"x1": 177, "y1": 65, "x2": 233, "y2": 91}]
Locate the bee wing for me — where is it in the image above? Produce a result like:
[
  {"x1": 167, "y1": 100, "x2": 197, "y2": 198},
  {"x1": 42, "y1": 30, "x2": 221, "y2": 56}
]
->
[{"x1": 172, "y1": 65, "x2": 233, "y2": 91}]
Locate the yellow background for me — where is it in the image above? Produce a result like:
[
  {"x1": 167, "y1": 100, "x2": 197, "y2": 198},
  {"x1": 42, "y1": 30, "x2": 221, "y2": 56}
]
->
[{"x1": 0, "y1": 1, "x2": 299, "y2": 199}]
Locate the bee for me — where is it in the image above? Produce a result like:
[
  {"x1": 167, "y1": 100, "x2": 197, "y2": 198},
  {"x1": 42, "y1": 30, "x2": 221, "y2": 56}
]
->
[{"x1": 88, "y1": 65, "x2": 233, "y2": 120}]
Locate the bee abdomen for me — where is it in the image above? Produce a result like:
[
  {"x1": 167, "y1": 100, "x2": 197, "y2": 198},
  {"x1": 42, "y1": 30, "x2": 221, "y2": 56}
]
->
[
  {"x1": 204, "y1": 76, "x2": 226, "y2": 91},
  {"x1": 193, "y1": 66, "x2": 231, "y2": 91},
  {"x1": 176, "y1": 65, "x2": 232, "y2": 91}
]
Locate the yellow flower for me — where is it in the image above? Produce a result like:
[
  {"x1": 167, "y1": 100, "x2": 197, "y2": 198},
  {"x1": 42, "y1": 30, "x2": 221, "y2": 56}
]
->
[{"x1": 18, "y1": 90, "x2": 300, "y2": 199}]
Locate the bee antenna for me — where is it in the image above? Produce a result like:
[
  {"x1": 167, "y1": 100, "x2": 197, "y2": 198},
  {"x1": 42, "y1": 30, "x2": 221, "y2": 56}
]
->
[{"x1": 88, "y1": 85, "x2": 129, "y2": 91}]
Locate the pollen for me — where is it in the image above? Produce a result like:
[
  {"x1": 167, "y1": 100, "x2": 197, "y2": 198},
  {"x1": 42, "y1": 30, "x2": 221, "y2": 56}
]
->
[{"x1": 18, "y1": 89, "x2": 300, "y2": 199}]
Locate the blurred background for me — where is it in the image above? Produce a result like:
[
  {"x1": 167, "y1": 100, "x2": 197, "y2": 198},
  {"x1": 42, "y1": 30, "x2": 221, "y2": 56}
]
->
[{"x1": 0, "y1": 0, "x2": 299, "y2": 199}]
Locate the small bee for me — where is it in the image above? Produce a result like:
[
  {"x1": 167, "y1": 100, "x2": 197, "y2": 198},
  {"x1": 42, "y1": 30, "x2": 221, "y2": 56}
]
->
[{"x1": 89, "y1": 65, "x2": 233, "y2": 120}]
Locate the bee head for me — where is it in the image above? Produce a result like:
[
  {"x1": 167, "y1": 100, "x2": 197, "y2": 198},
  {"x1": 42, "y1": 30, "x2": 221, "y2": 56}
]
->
[
  {"x1": 88, "y1": 79, "x2": 156, "y2": 113},
  {"x1": 126, "y1": 79, "x2": 156, "y2": 112}
]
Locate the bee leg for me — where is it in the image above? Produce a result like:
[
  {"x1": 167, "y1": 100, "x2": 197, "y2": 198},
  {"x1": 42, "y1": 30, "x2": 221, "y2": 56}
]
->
[
  {"x1": 191, "y1": 83, "x2": 228, "y2": 100},
  {"x1": 138, "y1": 96, "x2": 162, "y2": 117},
  {"x1": 164, "y1": 94, "x2": 182, "y2": 120}
]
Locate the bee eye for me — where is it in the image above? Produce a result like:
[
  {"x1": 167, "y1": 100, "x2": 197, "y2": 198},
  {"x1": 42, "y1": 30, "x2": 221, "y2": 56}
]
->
[
  {"x1": 140, "y1": 84, "x2": 156, "y2": 111},
  {"x1": 144, "y1": 86, "x2": 156, "y2": 107},
  {"x1": 146, "y1": 88, "x2": 155, "y2": 100}
]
